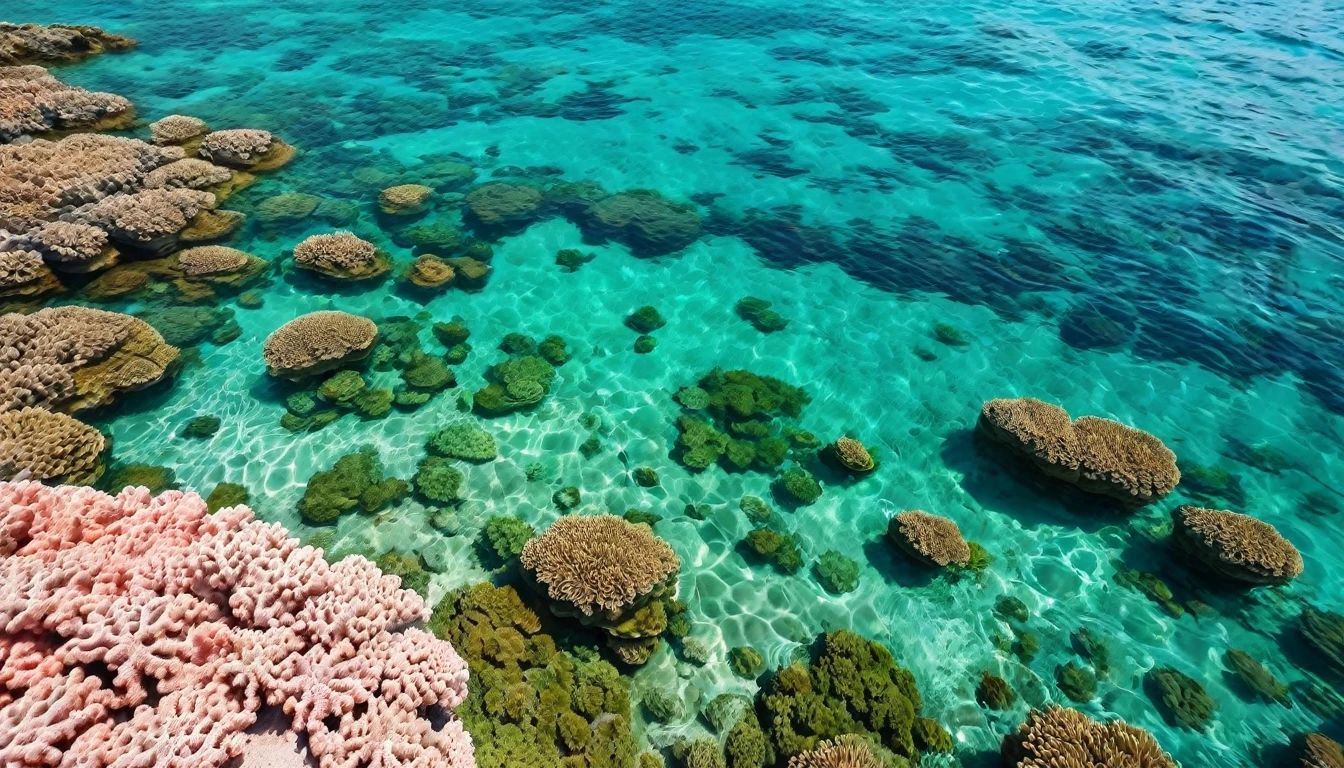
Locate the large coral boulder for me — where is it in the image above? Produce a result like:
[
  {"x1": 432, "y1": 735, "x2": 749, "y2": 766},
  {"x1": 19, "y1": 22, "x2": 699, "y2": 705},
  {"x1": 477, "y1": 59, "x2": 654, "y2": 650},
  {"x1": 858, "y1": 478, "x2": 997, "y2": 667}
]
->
[
  {"x1": 197, "y1": 128, "x2": 294, "y2": 170},
  {"x1": 148, "y1": 114, "x2": 209, "y2": 146},
  {"x1": 977, "y1": 397, "x2": 1179, "y2": 506},
  {"x1": 0, "y1": 247, "x2": 60, "y2": 299},
  {"x1": 463, "y1": 182, "x2": 543, "y2": 233},
  {"x1": 1171, "y1": 505, "x2": 1302, "y2": 586},
  {"x1": 172, "y1": 245, "x2": 268, "y2": 286},
  {"x1": 262, "y1": 310, "x2": 379, "y2": 379},
  {"x1": 1002, "y1": 706, "x2": 1175, "y2": 768},
  {"x1": 20, "y1": 221, "x2": 120, "y2": 273},
  {"x1": 579, "y1": 190, "x2": 702, "y2": 256},
  {"x1": 379, "y1": 184, "x2": 433, "y2": 216},
  {"x1": 0, "y1": 408, "x2": 107, "y2": 484},
  {"x1": 887, "y1": 510, "x2": 971, "y2": 568},
  {"x1": 292, "y1": 231, "x2": 390, "y2": 281}
]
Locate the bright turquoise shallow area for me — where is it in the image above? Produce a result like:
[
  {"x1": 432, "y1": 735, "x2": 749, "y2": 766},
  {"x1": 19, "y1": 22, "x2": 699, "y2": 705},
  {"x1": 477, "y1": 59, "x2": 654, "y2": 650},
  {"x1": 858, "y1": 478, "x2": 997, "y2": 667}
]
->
[{"x1": 19, "y1": 0, "x2": 1344, "y2": 762}]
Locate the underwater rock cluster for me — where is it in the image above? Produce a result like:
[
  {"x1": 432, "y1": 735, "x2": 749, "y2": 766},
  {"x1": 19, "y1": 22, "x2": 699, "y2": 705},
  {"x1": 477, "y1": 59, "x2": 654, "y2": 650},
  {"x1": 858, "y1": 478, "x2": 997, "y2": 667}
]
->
[
  {"x1": 977, "y1": 397, "x2": 1180, "y2": 506},
  {"x1": 0, "y1": 480, "x2": 474, "y2": 768}
]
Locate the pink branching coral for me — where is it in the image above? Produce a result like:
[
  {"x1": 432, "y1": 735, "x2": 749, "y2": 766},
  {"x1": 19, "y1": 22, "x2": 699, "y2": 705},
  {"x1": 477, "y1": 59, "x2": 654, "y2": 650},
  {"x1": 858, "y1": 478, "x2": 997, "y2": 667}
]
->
[
  {"x1": 262, "y1": 310, "x2": 379, "y2": 379},
  {"x1": 887, "y1": 510, "x2": 971, "y2": 568},
  {"x1": 1002, "y1": 706, "x2": 1175, "y2": 768},
  {"x1": 787, "y1": 736, "x2": 884, "y2": 768},
  {"x1": 0, "y1": 480, "x2": 475, "y2": 768},
  {"x1": 143, "y1": 157, "x2": 233, "y2": 190},
  {"x1": 149, "y1": 114, "x2": 209, "y2": 145},
  {"x1": 197, "y1": 128, "x2": 275, "y2": 167},
  {"x1": 0, "y1": 306, "x2": 179, "y2": 412},
  {"x1": 977, "y1": 397, "x2": 1179, "y2": 505},
  {"x1": 293, "y1": 230, "x2": 388, "y2": 280},
  {"x1": 520, "y1": 514, "x2": 681, "y2": 617},
  {"x1": 1171, "y1": 505, "x2": 1303, "y2": 585},
  {"x1": 0, "y1": 408, "x2": 106, "y2": 484}
]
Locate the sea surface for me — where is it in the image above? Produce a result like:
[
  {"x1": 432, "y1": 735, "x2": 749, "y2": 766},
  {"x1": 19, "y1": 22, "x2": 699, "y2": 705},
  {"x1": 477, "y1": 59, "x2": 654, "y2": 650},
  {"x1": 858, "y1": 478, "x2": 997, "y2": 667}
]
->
[{"x1": 17, "y1": 0, "x2": 1344, "y2": 763}]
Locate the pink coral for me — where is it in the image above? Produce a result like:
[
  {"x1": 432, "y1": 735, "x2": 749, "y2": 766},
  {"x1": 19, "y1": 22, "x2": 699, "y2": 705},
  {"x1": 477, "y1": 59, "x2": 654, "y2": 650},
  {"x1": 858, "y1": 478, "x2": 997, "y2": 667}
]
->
[{"x1": 0, "y1": 480, "x2": 475, "y2": 768}]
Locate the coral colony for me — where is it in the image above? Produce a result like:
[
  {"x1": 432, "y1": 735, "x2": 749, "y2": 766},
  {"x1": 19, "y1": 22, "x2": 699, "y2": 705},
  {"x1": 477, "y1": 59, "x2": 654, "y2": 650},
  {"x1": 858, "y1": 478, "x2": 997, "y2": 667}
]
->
[{"x1": 0, "y1": 15, "x2": 1341, "y2": 768}]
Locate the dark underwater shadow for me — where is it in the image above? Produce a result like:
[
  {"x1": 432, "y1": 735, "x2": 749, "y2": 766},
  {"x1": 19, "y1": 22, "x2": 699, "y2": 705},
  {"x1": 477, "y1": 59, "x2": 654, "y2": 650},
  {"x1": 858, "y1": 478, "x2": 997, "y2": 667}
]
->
[
  {"x1": 938, "y1": 428, "x2": 1121, "y2": 534},
  {"x1": 862, "y1": 538, "x2": 939, "y2": 589},
  {"x1": 281, "y1": 264, "x2": 392, "y2": 296}
]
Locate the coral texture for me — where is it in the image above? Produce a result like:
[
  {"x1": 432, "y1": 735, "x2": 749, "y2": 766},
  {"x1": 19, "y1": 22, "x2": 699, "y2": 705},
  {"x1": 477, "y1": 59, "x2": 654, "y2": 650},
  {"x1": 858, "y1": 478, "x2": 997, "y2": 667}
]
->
[
  {"x1": 0, "y1": 480, "x2": 474, "y2": 768},
  {"x1": 787, "y1": 736, "x2": 883, "y2": 768},
  {"x1": 887, "y1": 510, "x2": 971, "y2": 568},
  {"x1": 1171, "y1": 505, "x2": 1303, "y2": 585},
  {"x1": 76, "y1": 187, "x2": 214, "y2": 247},
  {"x1": 293, "y1": 231, "x2": 388, "y2": 280},
  {"x1": 0, "y1": 23, "x2": 135, "y2": 66},
  {"x1": 1002, "y1": 706, "x2": 1175, "y2": 768},
  {"x1": 0, "y1": 408, "x2": 106, "y2": 484},
  {"x1": 0, "y1": 245, "x2": 53, "y2": 295},
  {"x1": 197, "y1": 128, "x2": 275, "y2": 167},
  {"x1": 0, "y1": 63, "x2": 132, "y2": 140},
  {"x1": 263, "y1": 310, "x2": 379, "y2": 379},
  {"x1": 0, "y1": 306, "x2": 179, "y2": 412},
  {"x1": 18, "y1": 220, "x2": 114, "y2": 271},
  {"x1": 520, "y1": 514, "x2": 680, "y2": 617},
  {"x1": 1298, "y1": 734, "x2": 1344, "y2": 768},
  {"x1": 977, "y1": 397, "x2": 1179, "y2": 505},
  {"x1": 832, "y1": 437, "x2": 874, "y2": 472},
  {"x1": 143, "y1": 157, "x2": 233, "y2": 190},
  {"x1": 148, "y1": 114, "x2": 208, "y2": 145},
  {"x1": 380, "y1": 184, "x2": 433, "y2": 215},
  {"x1": 175, "y1": 245, "x2": 252, "y2": 276}
]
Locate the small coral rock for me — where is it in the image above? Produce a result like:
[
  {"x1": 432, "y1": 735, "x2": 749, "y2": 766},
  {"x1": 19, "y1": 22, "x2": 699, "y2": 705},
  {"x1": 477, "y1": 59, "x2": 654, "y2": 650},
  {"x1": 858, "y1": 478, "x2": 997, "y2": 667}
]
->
[
  {"x1": 1171, "y1": 505, "x2": 1302, "y2": 586},
  {"x1": 887, "y1": 510, "x2": 971, "y2": 568},
  {"x1": 379, "y1": 183, "x2": 433, "y2": 216},
  {"x1": 292, "y1": 230, "x2": 389, "y2": 280},
  {"x1": 262, "y1": 310, "x2": 379, "y2": 379}
]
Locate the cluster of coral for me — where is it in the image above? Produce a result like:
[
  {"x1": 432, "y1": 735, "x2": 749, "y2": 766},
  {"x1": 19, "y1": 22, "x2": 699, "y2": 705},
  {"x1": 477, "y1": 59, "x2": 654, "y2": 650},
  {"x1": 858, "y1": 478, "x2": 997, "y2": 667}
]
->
[
  {"x1": 673, "y1": 368, "x2": 811, "y2": 476},
  {"x1": 977, "y1": 397, "x2": 1180, "y2": 505},
  {"x1": 0, "y1": 480, "x2": 473, "y2": 767},
  {"x1": 520, "y1": 514, "x2": 684, "y2": 665},
  {"x1": 1001, "y1": 706, "x2": 1176, "y2": 768},
  {"x1": 0, "y1": 63, "x2": 132, "y2": 143},
  {"x1": 472, "y1": 331, "x2": 569, "y2": 416}
]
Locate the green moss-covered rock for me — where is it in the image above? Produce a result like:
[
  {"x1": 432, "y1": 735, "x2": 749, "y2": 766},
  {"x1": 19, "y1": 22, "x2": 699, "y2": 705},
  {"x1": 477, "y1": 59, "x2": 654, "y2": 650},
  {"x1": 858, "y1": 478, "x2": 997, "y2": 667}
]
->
[
  {"x1": 744, "y1": 528, "x2": 804, "y2": 574},
  {"x1": 556, "y1": 248, "x2": 596, "y2": 271},
  {"x1": 351, "y1": 387, "x2": 393, "y2": 419},
  {"x1": 623, "y1": 508, "x2": 662, "y2": 526},
  {"x1": 359, "y1": 477, "x2": 410, "y2": 513},
  {"x1": 759, "y1": 630, "x2": 924, "y2": 761},
  {"x1": 632, "y1": 467, "x2": 659, "y2": 487},
  {"x1": 933, "y1": 322, "x2": 971, "y2": 347},
  {"x1": 538, "y1": 335, "x2": 570, "y2": 366},
  {"x1": 912, "y1": 717, "x2": 952, "y2": 753},
  {"x1": 428, "y1": 423, "x2": 498, "y2": 462},
  {"x1": 179, "y1": 415, "x2": 221, "y2": 438},
  {"x1": 433, "y1": 320, "x2": 471, "y2": 347},
  {"x1": 994, "y1": 595, "x2": 1030, "y2": 624},
  {"x1": 553, "y1": 485, "x2": 581, "y2": 510},
  {"x1": 1225, "y1": 649, "x2": 1289, "y2": 706},
  {"x1": 734, "y1": 297, "x2": 789, "y2": 334},
  {"x1": 444, "y1": 342, "x2": 472, "y2": 365},
  {"x1": 777, "y1": 466, "x2": 822, "y2": 505},
  {"x1": 103, "y1": 463, "x2": 178, "y2": 495},
  {"x1": 286, "y1": 391, "x2": 317, "y2": 416},
  {"x1": 725, "y1": 712, "x2": 769, "y2": 768},
  {"x1": 643, "y1": 687, "x2": 683, "y2": 724},
  {"x1": 1148, "y1": 666, "x2": 1217, "y2": 731},
  {"x1": 625, "y1": 305, "x2": 666, "y2": 334},
  {"x1": 498, "y1": 333, "x2": 537, "y2": 355},
  {"x1": 205, "y1": 481, "x2": 249, "y2": 513},
  {"x1": 676, "y1": 415, "x2": 730, "y2": 471},
  {"x1": 740, "y1": 495, "x2": 773, "y2": 524},
  {"x1": 298, "y1": 446, "x2": 405, "y2": 524},
  {"x1": 317, "y1": 369, "x2": 367, "y2": 405},
  {"x1": 414, "y1": 456, "x2": 465, "y2": 503},
  {"x1": 673, "y1": 739, "x2": 725, "y2": 768},
  {"x1": 481, "y1": 515, "x2": 537, "y2": 565},
  {"x1": 1301, "y1": 607, "x2": 1344, "y2": 681},
  {"x1": 1014, "y1": 631, "x2": 1040, "y2": 663},
  {"x1": 1072, "y1": 627, "x2": 1111, "y2": 678},
  {"x1": 401, "y1": 352, "x2": 456, "y2": 391},
  {"x1": 676, "y1": 386, "x2": 709, "y2": 410},
  {"x1": 634, "y1": 335, "x2": 657, "y2": 354},
  {"x1": 975, "y1": 671, "x2": 1015, "y2": 710},
  {"x1": 474, "y1": 353, "x2": 557, "y2": 417},
  {"x1": 1056, "y1": 660, "x2": 1098, "y2": 703},
  {"x1": 814, "y1": 550, "x2": 860, "y2": 594},
  {"x1": 730, "y1": 646, "x2": 764, "y2": 679}
]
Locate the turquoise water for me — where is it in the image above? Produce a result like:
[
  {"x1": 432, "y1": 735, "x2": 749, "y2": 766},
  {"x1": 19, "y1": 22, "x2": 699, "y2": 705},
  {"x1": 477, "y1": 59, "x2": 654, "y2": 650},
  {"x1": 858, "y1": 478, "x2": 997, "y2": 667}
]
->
[{"x1": 16, "y1": 0, "x2": 1344, "y2": 763}]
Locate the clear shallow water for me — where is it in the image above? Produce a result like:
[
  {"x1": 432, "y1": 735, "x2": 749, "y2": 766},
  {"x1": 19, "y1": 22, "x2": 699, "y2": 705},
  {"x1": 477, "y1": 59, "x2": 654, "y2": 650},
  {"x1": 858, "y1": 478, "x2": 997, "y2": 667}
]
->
[{"x1": 16, "y1": 0, "x2": 1344, "y2": 763}]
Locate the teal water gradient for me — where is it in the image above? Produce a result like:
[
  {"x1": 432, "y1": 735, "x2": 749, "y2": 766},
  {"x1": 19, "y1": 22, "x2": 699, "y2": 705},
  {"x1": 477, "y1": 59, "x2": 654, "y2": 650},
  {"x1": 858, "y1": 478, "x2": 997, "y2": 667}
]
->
[{"x1": 16, "y1": 0, "x2": 1344, "y2": 763}]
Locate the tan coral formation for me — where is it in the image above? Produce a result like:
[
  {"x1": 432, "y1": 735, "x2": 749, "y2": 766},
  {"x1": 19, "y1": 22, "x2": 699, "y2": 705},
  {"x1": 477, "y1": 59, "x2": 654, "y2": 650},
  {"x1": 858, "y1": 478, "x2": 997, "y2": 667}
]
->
[
  {"x1": 1298, "y1": 733, "x2": 1344, "y2": 768},
  {"x1": 0, "y1": 406, "x2": 107, "y2": 485},
  {"x1": 17, "y1": 220, "x2": 117, "y2": 272},
  {"x1": 292, "y1": 230, "x2": 389, "y2": 280},
  {"x1": 977, "y1": 397, "x2": 1179, "y2": 505},
  {"x1": 887, "y1": 510, "x2": 971, "y2": 568},
  {"x1": 148, "y1": 114, "x2": 208, "y2": 146},
  {"x1": 520, "y1": 514, "x2": 681, "y2": 617},
  {"x1": 262, "y1": 310, "x2": 379, "y2": 379},
  {"x1": 0, "y1": 64, "x2": 132, "y2": 141},
  {"x1": 143, "y1": 157, "x2": 233, "y2": 191},
  {"x1": 379, "y1": 184, "x2": 433, "y2": 216},
  {"x1": 833, "y1": 436, "x2": 874, "y2": 472},
  {"x1": 197, "y1": 128, "x2": 293, "y2": 170},
  {"x1": 1171, "y1": 505, "x2": 1303, "y2": 586},
  {"x1": 403, "y1": 254, "x2": 455, "y2": 289},
  {"x1": 0, "y1": 23, "x2": 135, "y2": 66},
  {"x1": 0, "y1": 306, "x2": 179, "y2": 412},
  {"x1": 1002, "y1": 706, "x2": 1176, "y2": 768},
  {"x1": 788, "y1": 736, "x2": 884, "y2": 768},
  {"x1": 75, "y1": 187, "x2": 216, "y2": 254},
  {"x1": 173, "y1": 245, "x2": 257, "y2": 277},
  {"x1": 0, "y1": 245, "x2": 59, "y2": 298}
]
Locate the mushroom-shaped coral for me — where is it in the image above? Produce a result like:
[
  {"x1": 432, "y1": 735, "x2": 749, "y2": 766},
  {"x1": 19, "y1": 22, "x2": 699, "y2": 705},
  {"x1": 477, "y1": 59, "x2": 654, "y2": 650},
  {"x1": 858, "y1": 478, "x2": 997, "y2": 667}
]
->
[
  {"x1": 172, "y1": 245, "x2": 265, "y2": 286},
  {"x1": 148, "y1": 114, "x2": 209, "y2": 146},
  {"x1": 787, "y1": 736, "x2": 884, "y2": 768},
  {"x1": 1171, "y1": 505, "x2": 1302, "y2": 586},
  {"x1": 887, "y1": 510, "x2": 971, "y2": 568},
  {"x1": 0, "y1": 407, "x2": 106, "y2": 484},
  {"x1": 19, "y1": 221, "x2": 117, "y2": 272},
  {"x1": 143, "y1": 157, "x2": 233, "y2": 191},
  {"x1": 379, "y1": 184, "x2": 433, "y2": 216},
  {"x1": 196, "y1": 127, "x2": 292, "y2": 170},
  {"x1": 1002, "y1": 706, "x2": 1176, "y2": 768},
  {"x1": 262, "y1": 310, "x2": 379, "y2": 380},
  {"x1": 292, "y1": 230, "x2": 390, "y2": 281},
  {"x1": 520, "y1": 514, "x2": 681, "y2": 621},
  {"x1": 832, "y1": 436, "x2": 874, "y2": 473},
  {"x1": 402, "y1": 254, "x2": 456, "y2": 289},
  {"x1": 977, "y1": 397, "x2": 1179, "y2": 506}
]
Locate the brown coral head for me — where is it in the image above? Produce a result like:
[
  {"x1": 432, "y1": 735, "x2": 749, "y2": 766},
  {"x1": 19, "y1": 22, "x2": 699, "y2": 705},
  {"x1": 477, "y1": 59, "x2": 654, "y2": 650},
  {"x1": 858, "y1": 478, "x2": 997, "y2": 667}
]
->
[
  {"x1": 1173, "y1": 505, "x2": 1303, "y2": 586},
  {"x1": 978, "y1": 397, "x2": 1080, "y2": 472},
  {"x1": 408, "y1": 254, "x2": 455, "y2": 288},
  {"x1": 0, "y1": 406, "x2": 107, "y2": 485},
  {"x1": 175, "y1": 245, "x2": 251, "y2": 276},
  {"x1": 1072, "y1": 416, "x2": 1180, "y2": 504},
  {"x1": 196, "y1": 128, "x2": 274, "y2": 168},
  {"x1": 889, "y1": 510, "x2": 971, "y2": 568},
  {"x1": 1298, "y1": 733, "x2": 1344, "y2": 768},
  {"x1": 149, "y1": 114, "x2": 209, "y2": 146},
  {"x1": 833, "y1": 437, "x2": 874, "y2": 472},
  {"x1": 292, "y1": 231, "x2": 385, "y2": 278},
  {"x1": 520, "y1": 514, "x2": 681, "y2": 616},
  {"x1": 379, "y1": 184, "x2": 433, "y2": 215},
  {"x1": 1003, "y1": 706, "x2": 1176, "y2": 768},
  {"x1": 787, "y1": 736, "x2": 884, "y2": 768},
  {"x1": 262, "y1": 310, "x2": 378, "y2": 380}
]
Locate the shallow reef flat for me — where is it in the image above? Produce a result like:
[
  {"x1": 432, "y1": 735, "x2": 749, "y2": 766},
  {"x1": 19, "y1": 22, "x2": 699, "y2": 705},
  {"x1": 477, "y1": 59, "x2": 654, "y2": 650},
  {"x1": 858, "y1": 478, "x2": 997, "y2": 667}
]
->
[{"x1": 1, "y1": 1, "x2": 1343, "y2": 767}]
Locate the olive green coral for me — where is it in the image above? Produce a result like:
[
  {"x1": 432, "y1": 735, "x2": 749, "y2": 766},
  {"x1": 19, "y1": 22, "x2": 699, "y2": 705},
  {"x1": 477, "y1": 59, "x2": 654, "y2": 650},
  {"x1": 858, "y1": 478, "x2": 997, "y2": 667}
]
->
[
  {"x1": 297, "y1": 446, "x2": 406, "y2": 524},
  {"x1": 1147, "y1": 666, "x2": 1217, "y2": 731},
  {"x1": 428, "y1": 422, "x2": 498, "y2": 462}
]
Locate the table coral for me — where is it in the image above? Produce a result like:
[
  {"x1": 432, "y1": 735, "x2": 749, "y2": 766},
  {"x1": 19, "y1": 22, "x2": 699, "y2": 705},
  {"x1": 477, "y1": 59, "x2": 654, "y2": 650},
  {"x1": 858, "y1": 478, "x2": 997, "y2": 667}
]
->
[{"x1": 0, "y1": 480, "x2": 474, "y2": 768}]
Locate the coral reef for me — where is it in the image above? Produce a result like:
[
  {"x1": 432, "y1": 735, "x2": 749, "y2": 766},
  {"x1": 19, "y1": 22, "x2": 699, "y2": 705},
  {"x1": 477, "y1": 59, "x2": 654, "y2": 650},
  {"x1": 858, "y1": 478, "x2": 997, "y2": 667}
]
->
[
  {"x1": 1055, "y1": 661, "x2": 1098, "y2": 703},
  {"x1": 1224, "y1": 649, "x2": 1289, "y2": 706},
  {"x1": 578, "y1": 190, "x2": 702, "y2": 256},
  {"x1": 76, "y1": 187, "x2": 218, "y2": 255},
  {"x1": 0, "y1": 245, "x2": 60, "y2": 297},
  {"x1": 814, "y1": 550, "x2": 860, "y2": 594},
  {"x1": 730, "y1": 646, "x2": 764, "y2": 678},
  {"x1": 205, "y1": 480, "x2": 248, "y2": 513},
  {"x1": 674, "y1": 368, "x2": 808, "y2": 475},
  {"x1": 0, "y1": 306, "x2": 179, "y2": 413},
  {"x1": 414, "y1": 456, "x2": 465, "y2": 503},
  {"x1": 262, "y1": 310, "x2": 378, "y2": 379},
  {"x1": 0, "y1": 64, "x2": 133, "y2": 141},
  {"x1": 977, "y1": 671, "x2": 1016, "y2": 710},
  {"x1": 428, "y1": 422, "x2": 499, "y2": 462},
  {"x1": 634, "y1": 335, "x2": 657, "y2": 354},
  {"x1": 1296, "y1": 734, "x2": 1344, "y2": 768},
  {"x1": 380, "y1": 183, "x2": 434, "y2": 216},
  {"x1": 977, "y1": 397, "x2": 1180, "y2": 505},
  {"x1": 293, "y1": 230, "x2": 390, "y2": 280},
  {"x1": 197, "y1": 128, "x2": 293, "y2": 170},
  {"x1": 403, "y1": 254, "x2": 457, "y2": 289},
  {"x1": 887, "y1": 510, "x2": 972, "y2": 568},
  {"x1": 473, "y1": 347, "x2": 559, "y2": 417},
  {"x1": 0, "y1": 480, "x2": 473, "y2": 768},
  {"x1": 556, "y1": 248, "x2": 596, "y2": 271},
  {"x1": 744, "y1": 528, "x2": 805, "y2": 574},
  {"x1": 735, "y1": 297, "x2": 790, "y2": 333},
  {"x1": 633, "y1": 466, "x2": 659, "y2": 487},
  {"x1": 626, "y1": 305, "x2": 666, "y2": 334},
  {"x1": 17, "y1": 221, "x2": 117, "y2": 273},
  {"x1": 480, "y1": 515, "x2": 536, "y2": 565},
  {"x1": 429, "y1": 582, "x2": 637, "y2": 768},
  {"x1": 786, "y1": 736, "x2": 883, "y2": 768},
  {"x1": 1147, "y1": 666, "x2": 1216, "y2": 731},
  {"x1": 0, "y1": 23, "x2": 134, "y2": 66},
  {"x1": 829, "y1": 436, "x2": 875, "y2": 473},
  {"x1": 1002, "y1": 706, "x2": 1175, "y2": 768},
  {"x1": 179, "y1": 414, "x2": 220, "y2": 438},
  {"x1": 1300, "y1": 607, "x2": 1344, "y2": 681},
  {"x1": 148, "y1": 114, "x2": 208, "y2": 146},
  {"x1": 463, "y1": 182, "x2": 543, "y2": 234},
  {"x1": 759, "y1": 630, "x2": 928, "y2": 761},
  {"x1": 1170, "y1": 505, "x2": 1303, "y2": 585},
  {"x1": 0, "y1": 407, "x2": 106, "y2": 484},
  {"x1": 297, "y1": 445, "x2": 408, "y2": 524}
]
